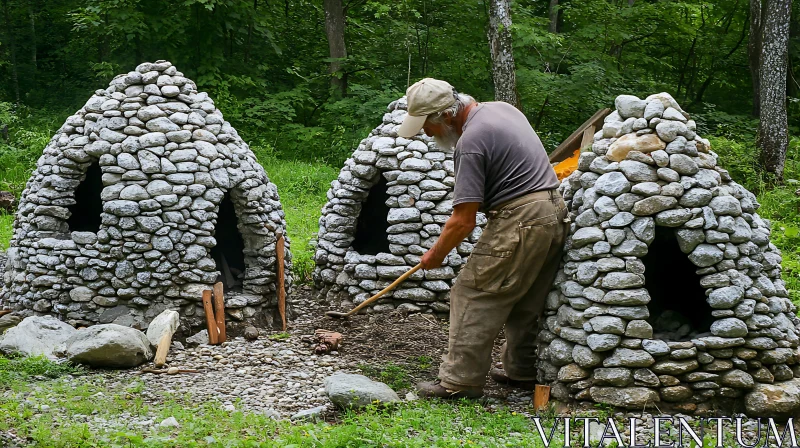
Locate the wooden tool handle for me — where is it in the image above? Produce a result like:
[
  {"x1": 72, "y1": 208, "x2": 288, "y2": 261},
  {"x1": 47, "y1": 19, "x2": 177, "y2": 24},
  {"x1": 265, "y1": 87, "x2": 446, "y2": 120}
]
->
[{"x1": 345, "y1": 263, "x2": 422, "y2": 317}]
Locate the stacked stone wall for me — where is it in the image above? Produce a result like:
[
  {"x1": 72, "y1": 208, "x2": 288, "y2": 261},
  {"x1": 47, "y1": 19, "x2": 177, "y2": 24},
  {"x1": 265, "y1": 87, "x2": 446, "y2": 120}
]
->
[{"x1": 1, "y1": 61, "x2": 291, "y2": 332}]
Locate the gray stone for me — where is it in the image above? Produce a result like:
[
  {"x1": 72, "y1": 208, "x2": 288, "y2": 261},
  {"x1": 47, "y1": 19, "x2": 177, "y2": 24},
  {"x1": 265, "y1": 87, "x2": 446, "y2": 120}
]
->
[
  {"x1": 65, "y1": 324, "x2": 153, "y2": 368},
  {"x1": 688, "y1": 244, "x2": 724, "y2": 267},
  {"x1": 632, "y1": 196, "x2": 677, "y2": 216},
  {"x1": 709, "y1": 196, "x2": 742, "y2": 216},
  {"x1": 720, "y1": 370, "x2": 754, "y2": 389},
  {"x1": 603, "y1": 348, "x2": 655, "y2": 367},
  {"x1": 710, "y1": 317, "x2": 748, "y2": 337},
  {"x1": 587, "y1": 334, "x2": 621, "y2": 352},
  {"x1": 707, "y1": 286, "x2": 744, "y2": 309},
  {"x1": 620, "y1": 160, "x2": 658, "y2": 182},
  {"x1": 615, "y1": 95, "x2": 647, "y2": 118},
  {"x1": 651, "y1": 360, "x2": 699, "y2": 375},
  {"x1": 668, "y1": 154, "x2": 699, "y2": 175},
  {"x1": 594, "y1": 368, "x2": 633, "y2": 386},
  {"x1": 324, "y1": 373, "x2": 400, "y2": 408},
  {"x1": 589, "y1": 316, "x2": 626, "y2": 335},
  {"x1": 0, "y1": 316, "x2": 77, "y2": 359},
  {"x1": 642, "y1": 339, "x2": 671, "y2": 356},
  {"x1": 590, "y1": 386, "x2": 659, "y2": 408},
  {"x1": 594, "y1": 172, "x2": 631, "y2": 197},
  {"x1": 745, "y1": 378, "x2": 800, "y2": 418}
]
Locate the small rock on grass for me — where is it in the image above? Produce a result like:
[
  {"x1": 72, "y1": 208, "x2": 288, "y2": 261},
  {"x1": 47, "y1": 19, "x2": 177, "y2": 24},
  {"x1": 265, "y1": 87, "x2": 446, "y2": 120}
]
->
[
  {"x1": 291, "y1": 406, "x2": 326, "y2": 421},
  {"x1": 324, "y1": 373, "x2": 400, "y2": 408}
]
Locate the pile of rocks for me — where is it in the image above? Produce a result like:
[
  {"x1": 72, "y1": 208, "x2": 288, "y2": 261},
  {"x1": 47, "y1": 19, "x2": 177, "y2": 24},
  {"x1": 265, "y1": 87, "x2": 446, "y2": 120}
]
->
[
  {"x1": 312, "y1": 98, "x2": 486, "y2": 315},
  {"x1": 1, "y1": 61, "x2": 290, "y2": 333},
  {"x1": 537, "y1": 93, "x2": 800, "y2": 417}
]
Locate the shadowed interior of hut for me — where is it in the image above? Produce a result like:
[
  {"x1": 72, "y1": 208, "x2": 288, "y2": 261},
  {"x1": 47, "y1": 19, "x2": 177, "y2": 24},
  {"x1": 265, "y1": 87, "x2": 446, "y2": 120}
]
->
[
  {"x1": 352, "y1": 174, "x2": 391, "y2": 256},
  {"x1": 210, "y1": 194, "x2": 246, "y2": 292},
  {"x1": 67, "y1": 162, "x2": 103, "y2": 233},
  {"x1": 641, "y1": 226, "x2": 714, "y2": 341}
]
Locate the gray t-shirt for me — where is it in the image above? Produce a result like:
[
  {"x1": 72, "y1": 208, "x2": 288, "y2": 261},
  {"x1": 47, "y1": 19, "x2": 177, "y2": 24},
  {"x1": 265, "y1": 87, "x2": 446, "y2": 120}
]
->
[{"x1": 453, "y1": 102, "x2": 559, "y2": 211}]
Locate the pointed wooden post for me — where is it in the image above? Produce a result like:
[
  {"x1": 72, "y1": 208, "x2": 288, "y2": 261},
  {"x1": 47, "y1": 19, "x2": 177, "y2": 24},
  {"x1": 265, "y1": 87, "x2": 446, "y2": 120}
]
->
[
  {"x1": 276, "y1": 228, "x2": 287, "y2": 331},
  {"x1": 202, "y1": 289, "x2": 218, "y2": 345},
  {"x1": 213, "y1": 281, "x2": 226, "y2": 343}
]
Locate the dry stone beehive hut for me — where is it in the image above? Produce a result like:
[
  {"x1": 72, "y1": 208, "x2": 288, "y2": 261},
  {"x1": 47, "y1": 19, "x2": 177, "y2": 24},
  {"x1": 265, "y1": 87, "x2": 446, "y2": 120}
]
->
[
  {"x1": 312, "y1": 97, "x2": 486, "y2": 315},
  {"x1": 1, "y1": 61, "x2": 291, "y2": 333},
  {"x1": 536, "y1": 93, "x2": 800, "y2": 416}
]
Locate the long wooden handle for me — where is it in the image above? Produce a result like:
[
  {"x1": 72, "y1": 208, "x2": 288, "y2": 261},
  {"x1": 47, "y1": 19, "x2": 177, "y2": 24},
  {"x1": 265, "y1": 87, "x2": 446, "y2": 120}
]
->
[
  {"x1": 154, "y1": 333, "x2": 172, "y2": 368},
  {"x1": 346, "y1": 263, "x2": 422, "y2": 317},
  {"x1": 276, "y1": 229, "x2": 287, "y2": 331},
  {"x1": 202, "y1": 289, "x2": 218, "y2": 345}
]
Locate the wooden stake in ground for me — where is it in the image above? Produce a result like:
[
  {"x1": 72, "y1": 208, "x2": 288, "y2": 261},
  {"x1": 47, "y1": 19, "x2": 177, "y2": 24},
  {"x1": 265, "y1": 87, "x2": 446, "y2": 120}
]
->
[
  {"x1": 213, "y1": 281, "x2": 226, "y2": 343},
  {"x1": 276, "y1": 228, "x2": 287, "y2": 331},
  {"x1": 154, "y1": 333, "x2": 172, "y2": 368},
  {"x1": 533, "y1": 385, "x2": 551, "y2": 411},
  {"x1": 202, "y1": 289, "x2": 219, "y2": 345}
]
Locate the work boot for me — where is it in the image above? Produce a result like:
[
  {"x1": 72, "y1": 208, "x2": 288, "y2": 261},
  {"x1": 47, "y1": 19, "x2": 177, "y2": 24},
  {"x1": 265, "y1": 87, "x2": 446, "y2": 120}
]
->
[
  {"x1": 416, "y1": 380, "x2": 483, "y2": 399},
  {"x1": 490, "y1": 368, "x2": 537, "y2": 391}
]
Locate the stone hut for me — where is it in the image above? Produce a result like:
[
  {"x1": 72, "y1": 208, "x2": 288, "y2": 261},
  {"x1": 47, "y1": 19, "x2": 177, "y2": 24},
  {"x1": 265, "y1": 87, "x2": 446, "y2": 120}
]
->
[
  {"x1": 1, "y1": 61, "x2": 291, "y2": 333},
  {"x1": 312, "y1": 98, "x2": 486, "y2": 315},
  {"x1": 537, "y1": 93, "x2": 800, "y2": 416}
]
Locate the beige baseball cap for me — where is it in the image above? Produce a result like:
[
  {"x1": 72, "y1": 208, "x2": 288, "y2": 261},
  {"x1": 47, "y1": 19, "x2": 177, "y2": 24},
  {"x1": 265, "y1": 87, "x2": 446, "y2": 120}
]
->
[{"x1": 397, "y1": 78, "x2": 457, "y2": 138}]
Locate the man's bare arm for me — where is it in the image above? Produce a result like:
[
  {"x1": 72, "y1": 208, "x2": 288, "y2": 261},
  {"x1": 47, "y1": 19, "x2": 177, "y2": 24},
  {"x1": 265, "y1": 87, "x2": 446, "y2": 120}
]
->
[{"x1": 420, "y1": 202, "x2": 480, "y2": 269}]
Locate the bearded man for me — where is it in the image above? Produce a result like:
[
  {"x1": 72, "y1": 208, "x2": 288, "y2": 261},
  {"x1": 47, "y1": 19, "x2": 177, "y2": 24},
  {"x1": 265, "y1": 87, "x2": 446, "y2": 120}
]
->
[{"x1": 396, "y1": 78, "x2": 569, "y2": 398}]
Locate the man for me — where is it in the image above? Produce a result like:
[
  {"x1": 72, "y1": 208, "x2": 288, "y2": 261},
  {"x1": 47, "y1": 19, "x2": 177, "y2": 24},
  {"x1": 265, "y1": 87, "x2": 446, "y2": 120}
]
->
[{"x1": 397, "y1": 78, "x2": 569, "y2": 398}]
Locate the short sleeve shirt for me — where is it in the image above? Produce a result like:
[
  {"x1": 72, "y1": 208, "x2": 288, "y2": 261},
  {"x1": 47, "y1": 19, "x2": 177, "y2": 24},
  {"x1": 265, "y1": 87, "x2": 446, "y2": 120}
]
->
[{"x1": 453, "y1": 102, "x2": 559, "y2": 211}]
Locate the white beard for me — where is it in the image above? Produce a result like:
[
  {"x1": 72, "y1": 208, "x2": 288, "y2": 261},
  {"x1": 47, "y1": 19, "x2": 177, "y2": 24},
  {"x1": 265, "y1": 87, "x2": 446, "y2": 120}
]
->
[{"x1": 433, "y1": 125, "x2": 460, "y2": 153}]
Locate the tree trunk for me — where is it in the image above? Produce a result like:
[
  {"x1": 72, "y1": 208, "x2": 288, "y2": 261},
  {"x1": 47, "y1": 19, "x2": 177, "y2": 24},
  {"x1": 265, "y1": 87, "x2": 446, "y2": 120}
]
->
[
  {"x1": 2, "y1": 0, "x2": 20, "y2": 103},
  {"x1": 548, "y1": 0, "x2": 559, "y2": 33},
  {"x1": 748, "y1": 0, "x2": 763, "y2": 116},
  {"x1": 487, "y1": 0, "x2": 521, "y2": 109},
  {"x1": 28, "y1": 0, "x2": 35, "y2": 69},
  {"x1": 323, "y1": 0, "x2": 347, "y2": 98},
  {"x1": 757, "y1": 0, "x2": 791, "y2": 181}
]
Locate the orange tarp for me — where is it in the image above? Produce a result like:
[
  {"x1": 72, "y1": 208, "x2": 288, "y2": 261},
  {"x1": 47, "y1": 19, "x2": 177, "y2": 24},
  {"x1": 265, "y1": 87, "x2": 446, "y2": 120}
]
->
[{"x1": 553, "y1": 149, "x2": 581, "y2": 180}]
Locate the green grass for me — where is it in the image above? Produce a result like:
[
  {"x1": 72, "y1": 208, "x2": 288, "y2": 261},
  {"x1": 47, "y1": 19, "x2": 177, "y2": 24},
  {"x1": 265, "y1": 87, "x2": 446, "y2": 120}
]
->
[
  {"x1": 0, "y1": 354, "x2": 83, "y2": 383},
  {"x1": 359, "y1": 363, "x2": 414, "y2": 391},
  {"x1": 0, "y1": 358, "x2": 551, "y2": 447},
  {"x1": 257, "y1": 152, "x2": 338, "y2": 282},
  {"x1": 267, "y1": 331, "x2": 292, "y2": 341}
]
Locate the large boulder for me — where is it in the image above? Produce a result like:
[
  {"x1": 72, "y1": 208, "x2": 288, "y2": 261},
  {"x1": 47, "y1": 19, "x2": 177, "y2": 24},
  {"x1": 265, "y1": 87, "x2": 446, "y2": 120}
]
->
[
  {"x1": 65, "y1": 324, "x2": 153, "y2": 368},
  {"x1": 744, "y1": 378, "x2": 800, "y2": 418},
  {"x1": 0, "y1": 316, "x2": 76, "y2": 359},
  {"x1": 324, "y1": 373, "x2": 400, "y2": 408}
]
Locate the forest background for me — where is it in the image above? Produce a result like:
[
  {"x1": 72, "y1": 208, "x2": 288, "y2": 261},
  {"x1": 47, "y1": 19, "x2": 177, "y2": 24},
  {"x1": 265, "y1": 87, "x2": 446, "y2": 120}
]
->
[{"x1": 0, "y1": 0, "x2": 798, "y2": 295}]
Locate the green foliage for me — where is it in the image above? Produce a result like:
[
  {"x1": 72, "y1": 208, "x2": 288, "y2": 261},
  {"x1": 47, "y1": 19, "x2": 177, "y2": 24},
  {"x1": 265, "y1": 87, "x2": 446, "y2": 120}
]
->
[{"x1": 712, "y1": 136, "x2": 800, "y2": 305}]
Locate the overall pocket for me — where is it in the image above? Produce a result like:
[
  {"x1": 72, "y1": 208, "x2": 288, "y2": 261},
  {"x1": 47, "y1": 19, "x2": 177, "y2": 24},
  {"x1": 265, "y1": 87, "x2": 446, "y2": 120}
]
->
[{"x1": 460, "y1": 220, "x2": 520, "y2": 293}]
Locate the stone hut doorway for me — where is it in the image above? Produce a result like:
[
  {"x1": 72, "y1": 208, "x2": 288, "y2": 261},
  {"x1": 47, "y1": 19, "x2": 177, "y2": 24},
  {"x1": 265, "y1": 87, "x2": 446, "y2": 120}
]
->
[
  {"x1": 67, "y1": 162, "x2": 103, "y2": 233},
  {"x1": 352, "y1": 174, "x2": 391, "y2": 256},
  {"x1": 210, "y1": 193, "x2": 247, "y2": 293},
  {"x1": 641, "y1": 226, "x2": 713, "y2": 341}
]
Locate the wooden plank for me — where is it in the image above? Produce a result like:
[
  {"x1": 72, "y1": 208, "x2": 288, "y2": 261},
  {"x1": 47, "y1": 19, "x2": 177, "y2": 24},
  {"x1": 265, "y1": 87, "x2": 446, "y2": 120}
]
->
[
  {"x1": 534, "y1": 385, "x2": 551, "y2": 411},
  {"x1": 202, "y1": 289, "x2": 218, "y2": 345},
  {"x1": 549, "y1": 108, "x2": 611, "y2": 164},
  {"x1": 276, "y1": 229, "x2": 287, "y2": 331},
  {"x1": 0, "y1": 310, "x2": 12, "y2": 318},
  {"x1": 213, "y1": 282, "x2": 226, "y2": 343},
  {"x1": 580, "y1": 125, "x2": 595, "y2": 151},
  {"x1": 154, "y1": 333, "x2": 172, "y2": 368}
]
